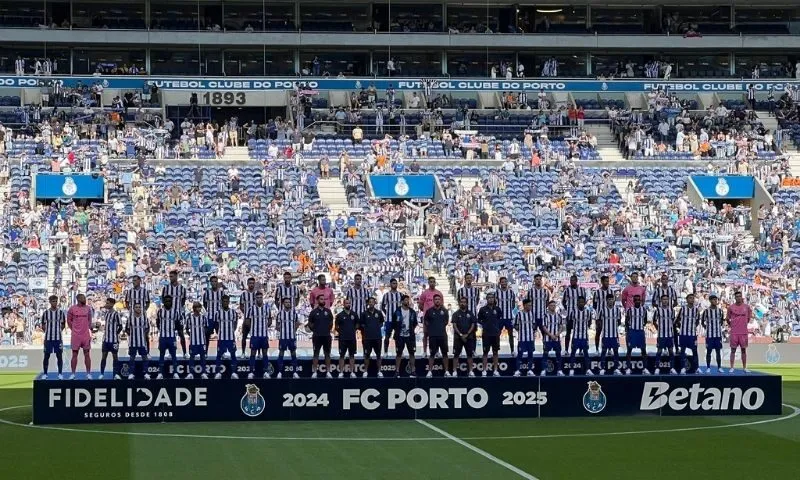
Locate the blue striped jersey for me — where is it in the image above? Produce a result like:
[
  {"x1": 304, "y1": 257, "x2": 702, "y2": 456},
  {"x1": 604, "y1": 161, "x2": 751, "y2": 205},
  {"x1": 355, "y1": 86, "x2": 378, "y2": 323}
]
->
[
  {"x1": 540, "y1": 312, "x2": 562, "y2": 337},
  {"x1": 654, "y1": 307, "x2": 675, "y2": 338},
  {"x1": 125, "y1": 286, "x2": 151, "y2": 311},
  {"x1": 380, "y1": 290, "x2": 403, "y2": 320},
  {"x1": 495, "y1": 286, "x2": 516, "y2": 320},
  {"x1": 678, "y1": 305, "x2": 701, "y2": 336},
  {"x1": 651, "y1": 285, "x2": 678, "y2": 307},
  {"x1": 239, "y1": 289, "x2": 258, "y2": 315},
  {"x1": 598, "y1": 305, "x2": 622, "y2": 339},
  {"x1": 102, "y1": 309, "x2": 121, "y2": 342},
  {"x1": 562, "y1": 286, "x2": 587, "y2": 313},
  {"x1": 457, "y1": 285, "x2": 481, "y2": 316},
  {"x1": 702, "y1": 307, "x2": 724, "y2": 338},
  {"x1": 161, "y1": 283, "x2": 187, "y2": 313},
  {"x1": 127, "y1": 314, "x2": 149, "y2": 348},
  {"x1": 569, "y1": 308, "x2": 592, "y2": 339},
  {"x1": 202, "y1": 287, "x2": 224, "y2": 313},
  {"x1": 527, "y1": 287, "x2": 550, "y2": 319},
  {"x1": 346, "y1": 286, "x2": 370, "y2": 316},
  {"x1": 156, "y1": 308, "x2": 178, "y2": 339},
  {"x1": 515, "y1": 310, "x2": 537, "y2": 342},
  {"x1": 625, "y1": 305, "x2": 648, "y2": 331},
  {"x1": 592, "y1": 287, "x2": 615, "y2": 310},
  {"x1": 276, "y1": 308, "x2": 299, "y2": 340},
  {"x1": 248, "y1": 304, "x2": 272, "y2": 338},
  {"x1": 41, "y1": 308, "x2": 65, "y2": 341},
  {"x1": 215, "y1": 309, "x2": 238, "y2": 341},
  {"x1": 185, "y1": 313, "x2": 208, "y2": 346},
  {"x1": 274, "y1": 283, "x2": 301, "y2": 308}
]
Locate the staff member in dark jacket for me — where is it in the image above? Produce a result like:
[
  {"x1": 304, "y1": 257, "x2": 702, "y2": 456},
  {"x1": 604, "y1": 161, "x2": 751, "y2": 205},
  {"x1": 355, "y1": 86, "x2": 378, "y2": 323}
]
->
[
  {"x1": 392, "y1": 295, "x2": 418, "y2": 377},
  {"x1": 479, "y1": 292, "x2": 503, "y2": 377},
  {"x1": 451, "y1": 296, "x2": 477, "y2": 377},
  {"x1": 423, "y1": 294, "x2": 450, "y2": 377},
  {"x1": 359, "y1": 297, "x2": 385, "y2": 378},
  {"x1": 335, "y1": 298, "x2": 359, "y2": 378},
  {"x1": 308, "y1": 294, "x2": 334, "y2": 378}
]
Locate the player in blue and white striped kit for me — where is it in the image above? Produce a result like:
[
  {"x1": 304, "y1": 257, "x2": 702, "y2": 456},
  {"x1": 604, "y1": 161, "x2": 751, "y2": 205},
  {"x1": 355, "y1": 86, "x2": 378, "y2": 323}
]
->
[
  {"x1": 624, "y1": 294, "x2": 649, "y2": 375},
  {"x1": 185, "y1": 302, "x2": 209, "y2": 379},
  {"x1": 567, "y1": 296, "x2": 593, "y2": 376},
  {"x1": 214, "y1": 295, "x2": 239, "y2": 379},
  {"x1": 247, "y1": 291, "x2": 272, "y2": 379},
  {"x1": 538, "y1": 301, "x2": 564, "y2": 376},
  {"x1": 99, "y1": 297, "x2": 122, "y2": 379},
  {"x1": 156, "y1": 296, "x2": 181, "y2": 380},
  {"x1": 653, "y1": 294, "x2": 677, "y2": 375},
  {"x1": 496, "y1": 277, "x2": 517, "y2": 354},
  {"x1": 700, "y1": 295, "x2": 724, "y2": 373},
  {"x1": 596, "y1": 294, "x2": 623, "y2": 375},
  {"x1": 381, "y1": 278, "x2": 403, "y2": 354},
  {"x1": 676, "y1": 293, "x2": 701, "y2": 374},
  {"x1": 276, "y1": 298, "x2": 300, "y2": 379},
  {"x1": 125, "y1": 304, "x2": 150, "y2": 380},
  {"x1": 40, "y1": 295, "x2": 65, "y2": 379},
  {"x1": 513, "y1": 299, "x2": 538, "y2": 376}
]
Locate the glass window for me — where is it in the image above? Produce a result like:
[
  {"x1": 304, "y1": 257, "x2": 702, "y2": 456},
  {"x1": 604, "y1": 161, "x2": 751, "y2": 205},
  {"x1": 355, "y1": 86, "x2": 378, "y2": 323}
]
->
[
  {"x1": 372, "y1": 3, "x2": 442, "y2": 32},
  {"x1": 300, "y1": 51, "x2": 369, "y2": 76},
  {"x1": 0, "y1": 0, "x2": 45, "y2": 27},
  {"x1": 151, "y1": 49, "x2": 200, "y2": 75},
  {"x1": 73, "y1": 48, "x2": 146, "y2": 75},
  {"x1": 150, "y1": 1, "x2": 200, "y2": 30},
  {"x1": 519, "y1": 53, "x2": 587, "y2": 77},
  {"x1": 200, "y1": 46, "x2": 222, "y2": 76},
  {"x1": 736, "y1": 55, "x2": 795, "y2": 78},
  {"x1": 300, "y1": 4, "x2": 369, "y2": 32},
  {"x1": 735, "y1": 8, "x2": 794, "y2": 34},
  {"x1": 662, "y1": 6, "x2": 731, "y2": 35},
  {"x1": 72, "y1": 1, "x2": 146, "y2": 29},
  {"x1": 591, "y1": 54, "x2": 649, "y2": 78},
  {"x1": 447, "y1": 7, "x2": 501, "y2": 33},
  {"x1": 591, "y1": 8, "x2": 647, "y2": 34},
  {"x1": 223, "y1": 2, "x2": 263, "y2": 31},
  {"x1": 263, "y1": 2, "x2": 294, "y2": 31},
  {"x1": 0, "y1": 45, "x2": 68, "y2": 74},
  {"x1": 223, "y1": 49, "x2": 294, "y2": 76},
  {"x1": 669, "y1": 54, "x2": 730, "y2": 78},
  {"x1": 517, "y1": 6, "x2": 587, "y2": 34},
  {"x1": 448, "y1": 50, "x2": 515, "y2": 77},
  {"x1": 374, "y1": 49, "x2": 442, "y2": 76}
]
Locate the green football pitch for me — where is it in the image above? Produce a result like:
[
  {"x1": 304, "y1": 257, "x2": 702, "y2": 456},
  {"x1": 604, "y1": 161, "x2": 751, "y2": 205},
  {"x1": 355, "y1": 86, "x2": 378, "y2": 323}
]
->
[{"x1": 1, "y1": 366, "x2": 799, "y2": 480}]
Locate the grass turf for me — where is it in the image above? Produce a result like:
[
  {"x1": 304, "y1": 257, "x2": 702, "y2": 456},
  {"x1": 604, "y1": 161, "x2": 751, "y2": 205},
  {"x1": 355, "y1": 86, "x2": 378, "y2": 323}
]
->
[{"x1": 0, "y1": 365, "x2": 798, "y2": 480}]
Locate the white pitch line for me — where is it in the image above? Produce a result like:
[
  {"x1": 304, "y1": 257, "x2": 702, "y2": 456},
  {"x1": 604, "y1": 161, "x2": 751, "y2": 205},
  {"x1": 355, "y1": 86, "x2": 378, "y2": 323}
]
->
[
  {"x1": 416, "y1": 418, "x2": 540, "y2": 480},
  {"x1": 0, "y1": 404, "x2": 797, "y2": 443}
]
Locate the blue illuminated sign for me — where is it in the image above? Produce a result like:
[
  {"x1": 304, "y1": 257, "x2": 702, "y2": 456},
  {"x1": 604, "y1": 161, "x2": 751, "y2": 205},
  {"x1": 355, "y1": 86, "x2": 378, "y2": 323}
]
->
[
  {"x1": 0, "y1": 76, "x2": 797, "y2": 93},
  {"x1": 370, "y1": 175, "x2": 436, "y2": 199},
  {"x1": 35, "y1": 173, "x2": 105, "y2": 200},
  {"x1": 690, "y1": 175, "x2": 755, "y2": 199}
]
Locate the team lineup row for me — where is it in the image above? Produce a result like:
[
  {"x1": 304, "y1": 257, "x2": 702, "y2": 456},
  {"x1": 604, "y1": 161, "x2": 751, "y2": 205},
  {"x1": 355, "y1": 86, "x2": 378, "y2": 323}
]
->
[{"x1": 37, "y1": 273, "x2": 753, "y2": 381}]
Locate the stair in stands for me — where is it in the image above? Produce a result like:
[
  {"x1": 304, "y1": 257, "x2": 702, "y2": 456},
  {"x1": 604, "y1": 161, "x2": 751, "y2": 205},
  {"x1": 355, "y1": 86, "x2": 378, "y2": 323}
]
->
[
  {"x1": 316, "y1": 178, "x2": 350, "y2": 216},
  {"x1": 585, "y1": 124, "x2": 626, "y2": 162},
  {"x1": 221, "y1": 146, "x2": 252, "y2": 162},
  {"x1": 430, "y1": 271, "x2": 459, "y2": 311}
]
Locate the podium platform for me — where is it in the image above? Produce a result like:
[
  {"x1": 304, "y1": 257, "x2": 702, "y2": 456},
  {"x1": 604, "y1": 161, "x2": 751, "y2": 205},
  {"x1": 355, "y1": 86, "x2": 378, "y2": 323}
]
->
[{"x1": 33, "y1": 369, "x2": 782, "y2": 424}]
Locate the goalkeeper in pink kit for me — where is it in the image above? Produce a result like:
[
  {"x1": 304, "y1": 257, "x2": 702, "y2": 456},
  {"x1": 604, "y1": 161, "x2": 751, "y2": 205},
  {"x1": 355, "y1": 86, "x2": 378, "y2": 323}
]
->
[
  {"x1": 726, "y1": 291, "x2": 752, "y2": 373},
  {"x1": 67, "y1": 294, "x2": 94, "y2": 379}
]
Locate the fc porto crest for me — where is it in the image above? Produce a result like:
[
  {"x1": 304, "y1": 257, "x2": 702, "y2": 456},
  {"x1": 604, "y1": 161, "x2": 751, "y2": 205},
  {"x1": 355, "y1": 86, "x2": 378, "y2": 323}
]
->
[
  {"x1": 583, "y1": 381, "x2": 607, "y2": 414},
  {"x1": 405, "y1": 362, "x2": 415, "y2": 375},
  {"x1": 765, "y1": 344, "x2": 780, "y2": 364},
  {"x1": 545, "y1": 359, "x2": 554, "y2": 373},
  {"x1": 265, "y1": 363, "x2": 275, "y2": 376},
  {"x1": 394, "y1": 177, "x2": 410, "y2": 196},
  {"x1": 120, "y1": 363, "x2": 130, "y2": 377},
  {"x1": 714, "y1": 178, "x2": 730, "y2": 197},
  {"x1": 240, "y1": 384, "x2": 266, "y2": 417},
  {"x1": 62, "y1": 176, "x2": 78, "y2": 196}
]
